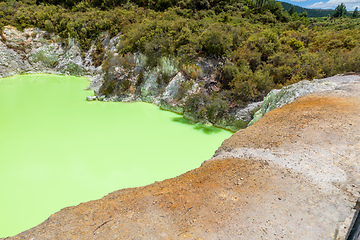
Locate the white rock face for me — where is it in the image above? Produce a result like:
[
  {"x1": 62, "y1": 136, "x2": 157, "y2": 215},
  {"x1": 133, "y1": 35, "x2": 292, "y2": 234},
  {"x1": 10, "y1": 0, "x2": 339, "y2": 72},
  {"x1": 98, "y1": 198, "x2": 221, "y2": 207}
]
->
[
  {"x1": 86, "y1": 96, "x2": 97, "y2": 101},
  {"x1": 140, "y1": 71, "x2": 160, "y2": 102},
  {"x1": 235, "y1": 101, "x2": 263, "y2": 122},
  {"x1": 249, "y1": 74, "x2": 360, "y2": 126},
  {"x1": 159, "y1": 72, "x2": 187, "y2": 113},
  {"x1": 0, "y1": 26, "x2": 101, "y2": 78}
]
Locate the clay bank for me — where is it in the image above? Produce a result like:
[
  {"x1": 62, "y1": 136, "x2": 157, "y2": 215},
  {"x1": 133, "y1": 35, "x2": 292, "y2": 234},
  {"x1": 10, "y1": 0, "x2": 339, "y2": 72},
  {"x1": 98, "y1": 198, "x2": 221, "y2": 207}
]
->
[{"x1": 2, "y1": 25, "x2": 360, "y2": 239}]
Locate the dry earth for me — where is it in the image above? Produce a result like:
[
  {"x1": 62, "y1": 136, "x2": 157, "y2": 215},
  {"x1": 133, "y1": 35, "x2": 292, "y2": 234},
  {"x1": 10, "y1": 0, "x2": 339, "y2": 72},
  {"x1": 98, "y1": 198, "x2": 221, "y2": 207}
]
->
[{"x1": 3, "y1": 76, "x2": 360, "y2": 239}]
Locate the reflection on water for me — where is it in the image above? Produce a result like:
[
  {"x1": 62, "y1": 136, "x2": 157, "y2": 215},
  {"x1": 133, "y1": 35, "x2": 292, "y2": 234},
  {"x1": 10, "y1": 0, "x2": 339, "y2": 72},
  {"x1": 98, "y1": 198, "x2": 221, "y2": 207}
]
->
[
  {"x1": 172, "y1": 117, "x2": 224, "y2": 134},
  {"x1": 171, "y1": 116, "x2": 195, "y2": 125}
]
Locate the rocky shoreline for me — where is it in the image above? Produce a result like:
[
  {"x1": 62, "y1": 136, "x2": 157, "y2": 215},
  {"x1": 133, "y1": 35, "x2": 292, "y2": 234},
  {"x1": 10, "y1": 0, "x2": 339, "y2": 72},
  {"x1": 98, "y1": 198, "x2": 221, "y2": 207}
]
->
[
  {"x1": 0, "y1": 25, "x2": 260, "y2": 132},
  {"x1": 3, "y1": 25, "x2": 360, "y2": 133}
]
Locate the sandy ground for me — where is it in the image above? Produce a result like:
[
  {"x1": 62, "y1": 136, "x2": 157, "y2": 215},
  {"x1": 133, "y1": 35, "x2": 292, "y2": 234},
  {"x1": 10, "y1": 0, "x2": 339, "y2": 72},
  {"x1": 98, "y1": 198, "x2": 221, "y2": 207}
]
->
[{"x1": 3, "y1": 76, "x2": 360, "y2": 239}]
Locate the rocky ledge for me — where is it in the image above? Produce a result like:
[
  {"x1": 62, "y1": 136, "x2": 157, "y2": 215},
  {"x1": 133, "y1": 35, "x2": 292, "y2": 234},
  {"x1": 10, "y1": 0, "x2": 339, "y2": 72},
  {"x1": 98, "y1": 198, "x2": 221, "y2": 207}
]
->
[{"x1": 3, "y1": 74, "x2": 360, "y2": 239}]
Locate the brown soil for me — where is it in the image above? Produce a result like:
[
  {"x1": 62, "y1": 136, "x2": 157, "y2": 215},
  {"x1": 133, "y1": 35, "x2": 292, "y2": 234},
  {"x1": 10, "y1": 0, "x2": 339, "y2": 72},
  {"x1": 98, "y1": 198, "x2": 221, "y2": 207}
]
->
[{"x1": 3, "y1": 80, "x2": 360, "y2": 239}]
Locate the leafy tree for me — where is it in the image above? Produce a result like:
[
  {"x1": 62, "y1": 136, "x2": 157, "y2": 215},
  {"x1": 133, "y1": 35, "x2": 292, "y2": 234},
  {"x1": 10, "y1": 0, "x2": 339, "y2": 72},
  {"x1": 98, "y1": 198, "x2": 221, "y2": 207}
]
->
[
  {"x1": 299, "y1": 10, "x2": 307, "y2": 18},
  {"x1": 255, "y1": 0, "x2": 268, "y2": 8},
  {"x1": 352, "y1": 7, "x2": 359, "y2": 18},
  {"x1": 288, "y1": 5, "x2": 295, "y2": 15},
  {"x1": 198, "y1": 23, "x2": 232, "y2": 57},
  {"x1": 333, "y1": 3, "x2": 347, "y2": 18}
]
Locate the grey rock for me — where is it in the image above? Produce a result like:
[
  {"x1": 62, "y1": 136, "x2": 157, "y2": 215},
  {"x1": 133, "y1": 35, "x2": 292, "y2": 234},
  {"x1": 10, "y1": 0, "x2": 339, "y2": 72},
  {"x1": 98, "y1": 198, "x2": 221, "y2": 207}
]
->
[
  {"x1": 248, "y1": 74, "x2": 360, "y2": 126},
  {"x1": 86, "y1": 96, "x2": 97, "y2": 101},
  {"x1": 0, "y1": 26, "x2": 101, "y2": 79},
  {"x1": 160, "y1": 72, "x2": 186, "y2": 114},
  {"x1": 139, "y1": 71, "x2": 160, "y2": 102},
  {"x1": 235, "y1": 101, "x2": 263, "y2": 122},
  {"x1": 97, "y1": 95, "x2": 106, "y2": 101}
]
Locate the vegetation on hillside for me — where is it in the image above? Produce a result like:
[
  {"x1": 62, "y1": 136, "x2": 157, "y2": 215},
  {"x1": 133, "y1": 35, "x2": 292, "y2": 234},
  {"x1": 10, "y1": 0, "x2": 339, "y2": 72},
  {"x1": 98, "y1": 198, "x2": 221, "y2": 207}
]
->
[
  {"x1": 1, "y1": 0, "x2": 360, "y2": 127},
  {"x1": 280, "y1": 2, "x2": 334, "y2": 18}
]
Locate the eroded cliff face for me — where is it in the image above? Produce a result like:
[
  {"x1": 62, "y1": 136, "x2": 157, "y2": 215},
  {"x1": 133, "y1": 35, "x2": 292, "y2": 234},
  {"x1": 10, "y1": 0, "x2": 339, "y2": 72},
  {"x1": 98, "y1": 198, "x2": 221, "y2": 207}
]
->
[{"x1": 3, "y1": 74, "x2": 360, "y2": 240}]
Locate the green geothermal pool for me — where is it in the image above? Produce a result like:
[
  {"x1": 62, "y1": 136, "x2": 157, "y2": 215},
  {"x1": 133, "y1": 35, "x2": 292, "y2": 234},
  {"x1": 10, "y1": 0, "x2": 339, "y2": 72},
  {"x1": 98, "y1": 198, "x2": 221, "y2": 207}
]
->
[{"x1": 0, "y1": 74, "x2": 232, "y2": 237}]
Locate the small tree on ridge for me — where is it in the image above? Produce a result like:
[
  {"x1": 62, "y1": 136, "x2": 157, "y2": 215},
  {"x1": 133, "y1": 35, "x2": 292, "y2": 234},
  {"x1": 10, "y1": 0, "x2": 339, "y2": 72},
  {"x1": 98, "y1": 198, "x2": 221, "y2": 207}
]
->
[
  {"x1": 352, "y1": 7, "x2": 359, "y2": 18},
  {"x1": 333, "y1": 3, "x2": 347, "y2": 18}
]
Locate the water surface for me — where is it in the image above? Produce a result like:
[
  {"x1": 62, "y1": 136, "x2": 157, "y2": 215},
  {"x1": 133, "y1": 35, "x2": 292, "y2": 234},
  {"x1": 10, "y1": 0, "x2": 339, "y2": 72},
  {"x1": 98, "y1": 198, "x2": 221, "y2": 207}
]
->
[{"x1": 0, "y1": 74, "x2": 232, "y2": 237}]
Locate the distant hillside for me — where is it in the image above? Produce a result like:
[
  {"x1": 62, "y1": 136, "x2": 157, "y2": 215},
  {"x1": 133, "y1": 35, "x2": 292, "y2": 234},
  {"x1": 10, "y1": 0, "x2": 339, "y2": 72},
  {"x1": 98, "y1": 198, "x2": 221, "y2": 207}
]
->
[{"x1": 280, "y1": 2, "x2": 334, "y2": 18}]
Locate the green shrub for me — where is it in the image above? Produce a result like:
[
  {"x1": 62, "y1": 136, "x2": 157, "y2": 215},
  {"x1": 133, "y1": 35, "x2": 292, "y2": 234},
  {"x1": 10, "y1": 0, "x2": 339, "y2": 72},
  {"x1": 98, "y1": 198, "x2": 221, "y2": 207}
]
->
[
  {"x1": 182, "y1": 64, "x2": 201, "y2": 80},
  {"x1": 91, "y1": 40, "x2": 105, "y2": 67},
  {"x1": 230, "y1": 66, "x2": 259, "y2": 101},
  {"x1": 184, "y1": 92, "x2": 211, "y2": 124},
  {"x1": 247, "y1": 29, "x2": 280, "y2": 62},
  {"x1": 198, "y1": 23, "x2": 232, "y2": 56},
  {"x1": 176, "y1": 79, "x2": 194, "y2": 100},
  {"x1": 207, "y1": 93, "x2": 230, "y2": 124},
  {"x1": 288, "y1": 38, "x2": 304, "y2": 50},
  {"x1": 221, "y1": 60, "x2": 239, "y2": 89},
  {"x1": 120, "y1": 79, "x2": 131, "y2": 92}
]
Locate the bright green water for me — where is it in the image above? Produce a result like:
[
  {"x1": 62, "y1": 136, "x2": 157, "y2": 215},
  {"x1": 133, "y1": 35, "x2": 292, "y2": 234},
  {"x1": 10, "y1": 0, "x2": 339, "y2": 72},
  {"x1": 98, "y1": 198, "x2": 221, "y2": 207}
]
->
[{"x1": 0, "y1": 74, "x2": 232, "y2": 237}]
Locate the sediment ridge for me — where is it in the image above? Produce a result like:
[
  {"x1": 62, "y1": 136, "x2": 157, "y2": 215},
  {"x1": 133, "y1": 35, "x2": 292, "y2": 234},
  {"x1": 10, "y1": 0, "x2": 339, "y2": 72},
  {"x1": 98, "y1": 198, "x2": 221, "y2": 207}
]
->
[{"x1": 3, "y1": 74, "x2": 360, "y2": 239}]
